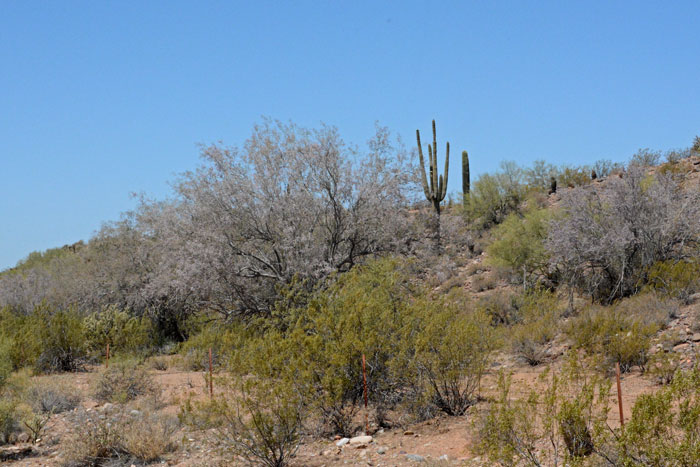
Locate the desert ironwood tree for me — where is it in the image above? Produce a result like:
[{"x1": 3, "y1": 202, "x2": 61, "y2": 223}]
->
[
  {"x1": 0, "y1": 120, "x2": 417, "y2": 330},
  {"x1": 547, "y1": 165, "x2": 700, "y2": 304},
  {"x1": 139, "y1": 120, "x2": 417, "y2": 319}
]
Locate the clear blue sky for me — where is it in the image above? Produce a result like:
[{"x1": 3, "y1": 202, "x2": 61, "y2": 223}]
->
[{"x1": 2, "y1": 1, "x2": 699, "y2": 270}]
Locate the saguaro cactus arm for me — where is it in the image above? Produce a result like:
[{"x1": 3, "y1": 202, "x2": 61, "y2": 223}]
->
[{"x1": 416, "y1": 129, "x2": 432, "y2": 200}]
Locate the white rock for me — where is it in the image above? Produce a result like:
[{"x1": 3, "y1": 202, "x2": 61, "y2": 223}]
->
[
  {"x1": 349, "y1": 435, "x2": 373, "y2": 445},
  {"x1": 336, "y1": 437, "x2": 350, "y2": 447}
]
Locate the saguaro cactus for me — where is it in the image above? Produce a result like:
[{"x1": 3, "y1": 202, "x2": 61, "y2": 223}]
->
[
  {"x1": 416, "y1": 120, "x2": 449, "y2": 215},
  {"x1": 462, "y1": 150, "x2": 470, "y2": 197},
  {"x1": 416, "y1": 120, "x2": 449, "y2": 250}
]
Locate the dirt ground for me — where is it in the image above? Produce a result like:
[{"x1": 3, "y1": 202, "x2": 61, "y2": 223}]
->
[{"x1": 0, "y1": 343, "x2": 678, "y2": 467}]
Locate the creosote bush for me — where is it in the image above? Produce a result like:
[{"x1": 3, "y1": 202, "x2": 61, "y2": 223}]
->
[
  {"x1": 644, "y1": 259, "x2": 700, "y2": 304},
  {"x1": 566, "y1": 294, "x2": 672, "y2": 373},
  {"x1": 93, "y1": 360, "x2": 157, "y2": 404},
  {"x1": 192, "y1": 258, "x2": 497, "y2": 440},
  {"x1": 487, "y1": 207, "x2": 552, "y2": 287},
  {"x1": 477, "y1": 359, "x2": 700, "y2": 466},
  {"x1": 475, "y1": 356, "x2": 611, "y2": 466},
  {"x1": 0, "y1": 304, "x2": 88, "y2": 373},
  {"x1": 182, "y1": 378, "x2": 304, "y2": 467},
  {"x1": 509, "y1": 288, "x2": 561, "y2": 365},
  {"x1": 409, "y1": 290, "x2": 495, "y2": 416}
]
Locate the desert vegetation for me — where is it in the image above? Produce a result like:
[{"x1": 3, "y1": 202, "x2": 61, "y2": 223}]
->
[{"x1": 1, "y1": 122, "x2": 700, "y2": 465}]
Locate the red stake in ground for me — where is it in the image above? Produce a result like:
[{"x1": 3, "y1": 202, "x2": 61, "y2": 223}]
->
[
  {"x1": 616, "y1": 362, "x2": 624, "y2": 427},
  {"x1": 362, "y1": 354, "x2": 369, "y2": 434}
]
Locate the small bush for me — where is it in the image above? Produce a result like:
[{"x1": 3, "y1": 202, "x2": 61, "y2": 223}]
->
[
  {"x1": 509, "y1": 289, "x2": 561, "y2": 365},
  {"x1": 0, "y1": 341, "x2": 12, "y2": 388},
  {"x1": 178, "y1": 320, "x2": 247, "y2": 371},
  {"x1": 119, "y1": 411, "x2": 179, "y2": 462},
  {"x1": 465, "y1": 163, "x2": 526, "y2": 230},
  {"x1": 65, "y1": 406, "x2": 177, "y2": 465},
  {"x1": 83, "y1": 305, "x2": 154, "y2": 358},
  {"x1": 409, "y1": 292, "x2": 495, "y2": 416},
  {"x1": 475, "y1": 357, "x2": 611, "y2": 466},
  {"x1": 148, "y1": 356, "x2": 169, "y2": 371},
  {"x1": 616, "y1": 367, "x2": 700, "y2": 465},
  {"x1": 648, "y1": 351, "x2": 681, "y2": 385},
  {"x1": 182, "y1": 379, "x2": 303, "y2": 467},
  {"x1": 645, "y1": 260, "x2": 700, "y2": 304},
  {"x1": 0, "y1": 398, "x2": 18, "y2": 445},
  {"x1": 567, "y1": 298, "x2": 665, "y2": 372},
  {"x1": 477, "y1": 291, "x2": 518, "y2": 325},
  {"x1": 487, "y1": 207, "x2": 551, "y2": 286},
  {"x1": 93, "y1": 361, "x2": 156, "y2": 403},
  {"x1": 471, "y1": 273, "x2": 499, "y2": 292},
  {"x1": 35, "y1": 307, "x2": 88, "y2": 374},
  {"x1": 25, "y1": 379, "x2": 81, "y2": 414},
  {"x1": 630, "y1": 148, "x2": 662, "y2": 167}
]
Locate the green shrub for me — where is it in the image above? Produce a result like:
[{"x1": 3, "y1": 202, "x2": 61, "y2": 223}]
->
[
  {"x1": 0, "y1": 305, "x2": 87, "y2": 373},
  {"x1": 409, "y1": 291, "x2": 495, "y2": 415},
  {"x1": 93, "y1": 361, "x2": 156, "y2": 404},
  {"x1": 0, "y1": 341, "x2": 12, "y2": 388},
  {"x1": 0, "y1": 308, "x2": 42, "y2": 370},
  {"x1": 645, "y1": 260, "x2": 700, "y2": 304},
  {"x1": 182, "y1": 378, "x2": 303, "y2": 467},
  {"x1": 567, "y1": 296, "x2": 668, "y2": 373},
  {"x1": 616, "y1": 367, "x2": 700, "y2": 465},
  {"x1": 178, "y1": 319, "x2": 248, "y2": 371},
  {"x1": 555, "y1": 165, "x2": 592, "y2": 188},
  {"x1": 475, "y1": 356, "x2": 611, "y2": 466},
  {"x1": 487, "y1": 207, "x2": 551, "y2": 286},
  {"x1": 33, "y1": 307, "x2": 87, "y2": 373},
  {"x1": 83, "y1": 305, "x2": 154, "y2": 358},
  {"x1": 465, "y1": 165, "x2": 526, "y2": 230},
  {"x1": 477, "y1": 291, "x2": 519, "y2": 326},
  {"x1": 224, "y1": 257, "x2": 497, "y2": 434},
  {"x1": 509, "y1": 289, "x2": 561, "y2": 365}
]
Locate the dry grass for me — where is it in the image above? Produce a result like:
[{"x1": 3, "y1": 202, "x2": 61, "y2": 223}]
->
[{"x1": 63, "y1": 404, "x2": 178, "y2": 465}]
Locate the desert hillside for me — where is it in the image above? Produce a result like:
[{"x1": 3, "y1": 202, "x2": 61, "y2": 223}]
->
[{"x1": 2, "y1": 137, "x2": 700, "y2": 466}]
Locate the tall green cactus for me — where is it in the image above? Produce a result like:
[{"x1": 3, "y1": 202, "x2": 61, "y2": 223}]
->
[
  {"x1": 416, "y1": 120, "x2": 449, "y2": 215},
  {"x1": 462, "y1": 150, "x2": 470, "y2": 196}
]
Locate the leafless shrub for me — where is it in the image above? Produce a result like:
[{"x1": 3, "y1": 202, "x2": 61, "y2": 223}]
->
[
  {"x1": 547, "y1": 166, "x2": 700, "y2": 303},
  {"x1": 25, "y1": 380, "x2": 81, "y2": 414}
]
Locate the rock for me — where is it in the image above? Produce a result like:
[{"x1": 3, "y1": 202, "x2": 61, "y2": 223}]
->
[
  {"x1": 403, "y1": 431, "x2": 414, "y2": 436},
  {"x1": 349, "y1": 435, "x2": 373, "y2": 445},
  {"x1": 674, "y1": 343, "x2": 690, "y2": 352},
  {"x1": 405, "y1": 454, "x2": 425, "y2": 462},
  {"x1": 0, "y1": 446, "x2": 36, "y2": 462},
  {"x1": 692, "y1": 333, "x2": 700, "y2": 342},
  {"x1": 101, "y1": 403, "x2": 114, "y2": 411},
  {"x1": 439, "y1": 454, "x2": 449, "y2": 461},
  {"x1": 336, "y1": 438, "x2": 350, "y2": 447},
  {"x1": 130, "y1": 409, "x2": 142, "y2": 417},
  {"x1": 377, "y1": 446, "x2": 388, "y2": 454}
]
